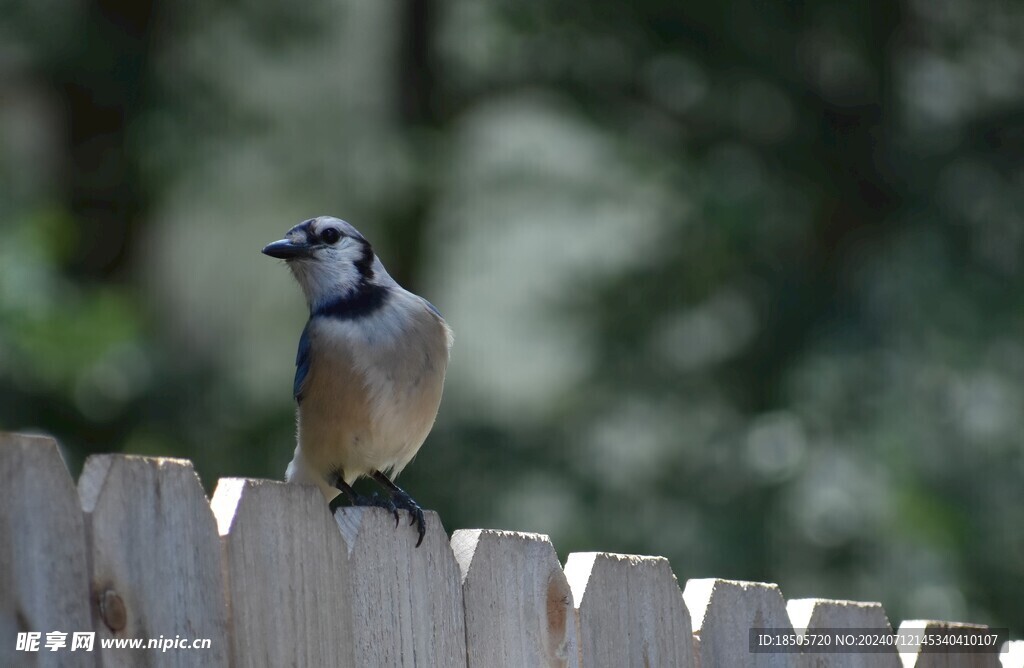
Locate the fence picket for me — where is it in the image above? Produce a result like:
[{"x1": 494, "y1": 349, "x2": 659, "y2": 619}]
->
[
  {"x1": 897, "y1": 620, "x2": 1000, "y2": 668},
  {"x1": 211, "y1": 478, "x2": 355, "y2": 667},
  {"x1": 0, "y1": 433, "x2": 94, "y2": 667},
  {"x1": 333, "y1": 506, "x2": 467, "y2": 667},
  {"x1": 1002, "y1": 641, "x2": 1023, "y2": 668},
  {"x1": 452, "y1": 529, "x2": 575, "y2": 668},
  {"x1": 78, "y1": 455, "x2": 229, "y2": 667},
  {"x1": 787, "y1": 598, "x2": 899, "y2": 668},
  {"x1": 683, "y1": 578, "x2": 795, "y2": 667},
  {"x1": 564, "y1": 551, "x2": 694, "y2": 668}
]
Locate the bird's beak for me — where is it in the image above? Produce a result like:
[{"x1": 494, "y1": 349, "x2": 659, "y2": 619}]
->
[{"x1": 261, "y1": 238, "x2": 311, "y2": 259}]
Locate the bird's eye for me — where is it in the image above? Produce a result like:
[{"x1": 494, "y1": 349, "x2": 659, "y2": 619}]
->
[{"x1": 320, "y1": 228, "x2": 342, "y2": 244}]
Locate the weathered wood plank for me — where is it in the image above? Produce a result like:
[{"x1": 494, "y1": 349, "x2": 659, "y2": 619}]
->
[
  {"x1": 211, "y1": 478, "x2": 355, "y2": 668},
  {"x1": 564, "y1": 551, "x2": 694, "y2": 668},
  {"x1": 0, "y1": 433, "x2": 94, "y2": 667},
  {"x1": 897, "y1": 620, "x2": 1000, "y2": 668},
  {"x1": 683, "y1": 578, "x2": 795, "y2": 668},
  {"x1": 78, "y1": 455, "x2": 228, "y2": 667},
  {"x1": 451, "y1": 529, "x2": 575, "y2": 668},
  {"x1": 6, "y1": 437, "x2": 1018, "y2": 668},
  {"x1": 334, "y1": 506, "x2": 467, "y2": 667},
  {"x1": 787, "y1": 598, "x2": 899, "y2": 668},
  {"x1": 1001, "y1": 641, "x2": 1024, "y2": 668}
]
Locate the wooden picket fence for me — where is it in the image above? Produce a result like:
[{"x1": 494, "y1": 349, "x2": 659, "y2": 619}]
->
[{"x1": 1, "y1": 432, "x2": 1021, "y2": 667}]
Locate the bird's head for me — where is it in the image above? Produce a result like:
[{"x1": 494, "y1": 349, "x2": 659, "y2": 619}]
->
[{"x1": 262, "y1": 216, "x2": 383, "y2": 311}]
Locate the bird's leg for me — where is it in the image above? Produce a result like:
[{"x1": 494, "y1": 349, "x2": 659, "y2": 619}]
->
[
  {"x1": 371, "y1": 470, "x2": 426, "y2": 547},
  {"x1": 327, "y1": 470, "x2": 399, "y2": 524}
]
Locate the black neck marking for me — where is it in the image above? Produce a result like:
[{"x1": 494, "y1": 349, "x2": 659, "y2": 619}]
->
[
  {"x1": 353, "y1": 239, "x2": 375, "y2": 280},
  {"x1": 314, "y1": 281, "x2": 389, "y2": 320}
]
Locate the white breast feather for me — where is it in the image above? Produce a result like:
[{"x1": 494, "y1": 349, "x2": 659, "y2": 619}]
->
[{"x1": 310, "y1": 289, "x2": 450, "y2": 477}]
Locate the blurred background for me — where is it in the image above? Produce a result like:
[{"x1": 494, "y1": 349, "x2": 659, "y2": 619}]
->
[{"x1": 2, "y1": 0, "x2": 1023, "y2": 635}]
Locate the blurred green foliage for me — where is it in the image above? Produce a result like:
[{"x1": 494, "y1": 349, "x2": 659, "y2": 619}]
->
[{"x1": 2, "y1": 0, "x2": 1022, "y2": 635}]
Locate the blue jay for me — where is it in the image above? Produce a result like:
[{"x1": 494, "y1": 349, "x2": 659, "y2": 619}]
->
[{"x1": 262, "y1": 216, "x2": 452, "y2": 546}]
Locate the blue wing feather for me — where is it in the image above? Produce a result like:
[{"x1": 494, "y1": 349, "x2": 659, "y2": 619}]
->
[
  {"x1": 422, "y1": 298, "x2": 442, "y2": 318},
  {"x1": 294, "y1": 320, "x2": 312, "y2": 404}
]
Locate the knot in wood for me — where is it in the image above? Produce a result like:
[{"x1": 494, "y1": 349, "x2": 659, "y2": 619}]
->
[{"x1": 99, "y1": 589, "x2": 127, "y2": 631}]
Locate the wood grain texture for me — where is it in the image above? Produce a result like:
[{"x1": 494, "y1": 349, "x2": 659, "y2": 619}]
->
[
  {"x1": 333, "y1": 506, "x2": 467, "y2": 668},
  {"x1": 452, "y1": 529, "x2": 575, "y2": 668},
  {"x1": 79, "y1": 455, "x2": 228, "y2": 668},
  {"x1": 787, "y1": 598, "x2": 898, "y2": 668},
  {"x1": 564, "y1": 551, "x2": 694, "y2": 668},
  {"x1": 897, "y1": 620, "x2": 1000, "y2": 668},
  {"x1": 211, "y1": 478, "x2": 355, "y2": 668},
  {"x1": 3, "y1": 437, "x2": 1022, "y2": 666},
  {"x1": 683, "y1": 578, "x2": 794, "y2": 668},
  {"x1": 0, "y1": 433, "x2": 94, "y2": 668}
]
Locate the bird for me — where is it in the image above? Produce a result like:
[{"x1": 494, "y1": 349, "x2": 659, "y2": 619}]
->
[{"x1": 262, "y1": 216, "x2": 452, "y2": 546}]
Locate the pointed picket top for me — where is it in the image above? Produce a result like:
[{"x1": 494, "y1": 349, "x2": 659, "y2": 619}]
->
[
  {"x1": 897, "y1": 620, "x2": 1000, "y2": 668},
  {"x1": 787, "y1": 598, "x2": 898, "y2": 668},
  {"x1": 1002, "y1": 641, "x2": 1024, "y2": 668},
  {"x1": 211, "y1": 478, "x2": 356, "y2": 668},
  {"x1": 0, "y1": 433, "x2": 93, "y2": 667},
  {"x1": 787, "y1": 598, "x2": 894, "y2": 631},
  {"x1": 683, "y1": 578, "x2": 793, "y2": 668},
  {"x1": 451, "y1": 529, "x2": 575, "y2": 668},
  {"x1": 332, "y1": 506, "x2": 467, "y2": 667},
  {"x1": 79, "y1": 454, "x2": 229, "y2": 667},
  {"x1": 564, "y1": 551, "x2": 694, "y2": 668}
]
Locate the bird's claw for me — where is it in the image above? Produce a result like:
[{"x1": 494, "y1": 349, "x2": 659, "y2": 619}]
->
[
  {"x1": 332, "y1": 488, "x2": 397, "y2": 523},
  {"x1": 390, "y1": 491, "x2": 426, "y2": 547},
  {"x1": 333, "y1": 487, "x2": 424, "y2": 544},
  {"x1": 369, "y1": 492, "x2": 401, "y2": 527},
  {"x1": 354, "y1": 492, "x2": 400, "y2": 523}
]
